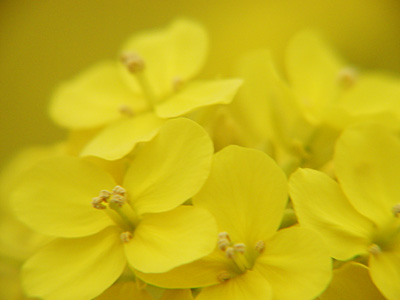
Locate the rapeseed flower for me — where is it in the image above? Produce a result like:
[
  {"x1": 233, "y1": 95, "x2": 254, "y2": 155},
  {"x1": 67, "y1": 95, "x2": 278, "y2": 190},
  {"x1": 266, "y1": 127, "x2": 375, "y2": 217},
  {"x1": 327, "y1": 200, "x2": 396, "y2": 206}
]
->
[
  {"x1": 289, "y1": 124, "x2": 400, "y2": 299},
  {"x1": 138, "y1": 146, "x2": 332, "y2": 300},
  {"x1": 49, "y1": 19, "x2": 242, "y2": 160},
  {"x1": 11, "y1": 119, "x2": 218, "y2": 300}
]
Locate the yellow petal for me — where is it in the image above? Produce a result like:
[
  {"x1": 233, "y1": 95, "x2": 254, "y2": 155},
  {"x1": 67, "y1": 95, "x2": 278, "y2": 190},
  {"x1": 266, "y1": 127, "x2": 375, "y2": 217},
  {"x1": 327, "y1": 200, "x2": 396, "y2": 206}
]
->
[
  {"x1": 80, "y1": 113, "x2": 164, "y2": 160},
  {"x1": 193, "y1": 145, "x2": 287, "y2": 245},
  {"x1": 255, "y1": 227, "x2": 332, "y2": 300},
  {"x1": 289, "y1": 168, "x2": 374, "y2": 260},
  {"x1": 49, "y1": 61, "x2": 146, "y2": 129},
  {"x1": 136, "y1": 250, "x2": 227, "y2": 289},
  {"x1": 196, "y1": 270, "x2": 272, "y2": 300},
  {"x1": 124, "y1": 118, "x2": 213, "y2": 215},
  {"x1": 160, "y1": 289, "x2": 193, "y2": 300},
  {"x1": 22, "y1": 227, "x2": 126, "y2": 300},
  {"x1": 121, "y1": 19, "x2": 208, "y2": 98},
  {"x1": 286, "y1": 31, "x2": 344, "y2": 123},
  {"x1": 155, "y1": 79, "x2": 243, "y2": 118},
  {"x1": 319, "y1": 262, "x2": 385, "y2": 300},
  {"x1": 338, "y1": 73, "x2": 400, "y2": 127},
  {"x1": 335, "y1": 124, "x2": 400, "y2": 227},
  {"x1": 233, "y1": 50, "x2": 306, "y2": 147},
  {"x1": 95, "y1": 281, "x2": 153, "y2": 300},
  {"x1": 125, "y1": 206, "x2": 217, "y2": 273},
  {"x1": 369, "y1": 251, "x2": 400, "y2": 300},
  {"x1": 12, "y1": 156, "x2": 116, "y2": 237}
]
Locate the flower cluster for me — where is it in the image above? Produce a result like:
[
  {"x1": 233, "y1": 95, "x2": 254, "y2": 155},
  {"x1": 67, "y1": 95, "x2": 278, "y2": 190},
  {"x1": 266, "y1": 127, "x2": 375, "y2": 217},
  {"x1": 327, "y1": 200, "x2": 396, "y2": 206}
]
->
[{"x1": 2, "y1": 19, "x2": 400, "y2": 300}]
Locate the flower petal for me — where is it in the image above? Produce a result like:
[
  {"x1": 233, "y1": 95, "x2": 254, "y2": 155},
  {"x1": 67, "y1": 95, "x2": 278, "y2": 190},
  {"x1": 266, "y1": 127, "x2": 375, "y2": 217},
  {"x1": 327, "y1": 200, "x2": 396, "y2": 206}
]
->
[
  {"x1": 22, "y1": 227, "x2": 126, "y2": 300},
  {"x1": 121, "y1": 19, "x2": 208, "y2": 98},
  {"x1": 125, "y1": 206, "x2": 217, "y2": 273},
  {"x1": 95, "y1": 281, "x2": 153, "y2": 300},
  {"x1": 319, "y1": 262, "x2": 386, "y2": 300},
  {"x1": 160, "y1": 289, "x2": 193, "y2": 300},
  {"x1": 124, "y1": 118, "x2": 213, "y2": 215},
  {"x1": 369, "y1": 251, "x2": 400, "y2": 300},
  {"x1": 193, "y1": 145, "x2": 288, "y2": 245},
  {"x1": 80, "y1": 113, "x2": 165, "y2": 160},
  {"x1": 196, "y1": 270, "x2": 272, "y2": 300},
  {"x1": 254, "y1": 227, "x2": 332, "y2": 300},
  {"x1": 286, "y1": 31, "x2": 344, "y2": 123},
  {"x1": 289, "y1": 168, "x2": 374, "y2": 260},
  {"x1": 335, "y1": 125, "x2": 400, "y2": 227},
  {"x1": 155, "y1": 79, "x2": 243, "y2": 118},
  {"x1": 135, "y1": 250, "x2": 227, "y2": 289},
  {"x1": 12, "y1": 156, "x2": 116, "y2": 237},
  {"x1": 49, "y1": 61, "x2": 146, "y2": 129}
]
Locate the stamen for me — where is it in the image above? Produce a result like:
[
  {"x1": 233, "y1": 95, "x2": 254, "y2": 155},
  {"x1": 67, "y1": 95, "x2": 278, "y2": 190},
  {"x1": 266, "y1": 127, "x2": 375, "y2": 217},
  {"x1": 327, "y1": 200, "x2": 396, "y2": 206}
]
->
[
  {"x1": 217, "y1": 271, "x2": 231, "y2": 283},
  {"x1": 121, "y1": 53, "x2": 145, "y2": 73},
  {"x1": 392, "y1": 203, "x2": 400, "y2": 218},
  {"x1": 255, "y1": 240, "x2": 265, "y2": 253},
  {"x1": 225, "y1": 246, "x2": 235, "y2": 259},
  {"x1": 218, "y1": 232, "x2": 231, "y2": 251},
  {"x1": 119, "y1": 104, "x2": 135, "y2": 117},
  {"x1": 218, "y1": 232, "x2": 231, "y2": 240},
  {"x1": 92, "y1": 197, "x2": 107, "y2": 210},
  {"x1": 109, "y1": 185, "x2": 127, "y2": 207},
  {"x1": 120, "y1": 231, "x2": 133, "y2": 243},
  {"x1": 337, "y1": 67, "x2": 357, "y2": 88},
  {"x1": 233, "y1": 243, "x2": 246, "y2": 254},
  {"x1": 368, "y1": 243, "x2": 382, "y2": 255}
]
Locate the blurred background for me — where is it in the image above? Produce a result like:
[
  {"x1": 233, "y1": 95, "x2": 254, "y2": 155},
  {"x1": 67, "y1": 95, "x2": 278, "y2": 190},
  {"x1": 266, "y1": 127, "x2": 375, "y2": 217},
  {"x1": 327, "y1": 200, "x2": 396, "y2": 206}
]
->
[{"x1": 1, "y1": 0, "x2": 400, "y2": 170}]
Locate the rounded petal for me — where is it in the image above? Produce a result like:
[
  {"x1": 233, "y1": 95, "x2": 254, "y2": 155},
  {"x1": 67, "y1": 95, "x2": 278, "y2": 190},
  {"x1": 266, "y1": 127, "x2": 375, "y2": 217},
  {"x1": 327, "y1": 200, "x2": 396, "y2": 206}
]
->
[
  {"x1": 254, "y1": 227, "x2": 332, "y2": 300},
  {"x1": 289, "y1": 168, "x2": 374, "y2": 260},
  {"x1": 49, "y1": 61, "x2": 146, "y2": 129},
  {"x1": 196, "y1": 270, "x2": 272, "y2": 300},
  {"x1": 319, "y1": 262, "x2": 385, "y2": 300},
  {"x1": 335, "y1": 125, "x2": 400, "y2": 227},
  {"x1": 155, "y1": 79, "x2": 243, "y2": 118},
  {"x1": 193, "y1": 145, "x2": 288, "y2": 245},
  {"x1": 81, "y1": 113, "x2": 165, "y2": 160},
  {"x1": 95, "y1": 281, "x2": 153, "y2": 300},
  {"x1": 125, "y1": 206, "x2": 217, "y2": 273},
  {"x1": 22, "y1": 227, "x2": 126, "y2": 300},
  {"x1": 136, "y1": 250, "x2": 227, "y2": 289},
  {"x1": 12, "y1": 156, "x2": 116, "y2": 237},
  {"x1": 124, "y1": 118, "x2": 213, "y2": 215},
  {"x1": 121, "y1": 19, "x2": 208, "y2": 98},
  {"x1": 369, "y1": 251, "x2": 400, "y2": 300},
  {"x1": 286, "y1": 31, "x2": 344, "y2": 123}
]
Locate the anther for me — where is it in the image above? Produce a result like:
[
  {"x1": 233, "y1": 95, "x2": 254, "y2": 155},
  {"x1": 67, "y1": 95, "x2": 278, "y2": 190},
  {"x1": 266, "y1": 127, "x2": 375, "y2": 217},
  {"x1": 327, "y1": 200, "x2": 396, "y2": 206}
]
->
[
  {"x1": 337, "y1": 67, "x2": 357, "y2": 88},
  {"x1": 218, "y1": 232, "x2": 231, "y2": 241},
  {"x1": 217, "y1": 271, "x2": 231, "y2": 283},
  {"x1": 119, "y1": 104, "x2": 134, "y2": 117},
  {"x1": 368, "y1": 243, "x2": 382, "y2": 255},
  {"x1": 92, "y1": 197, "x2": 107, "y2": 210},
  {"x1": 225, "y1": 247, "x2": 235, "y2": 259},
  {"x1": 121, "y1": 53, "x2": 145, "y2": 73},
  {"x1": 255, "y1": 240, "x2": 265, "y2": 253},
  {"x1": 113, "y1": 185, "x2": 126, "y2": 196},
  {"x1": 120, "y1": 231, "x2": 133, "y2": 243},
  {"x1": 392, "y1": 203, "x2": 400, "y2": 218},
  {"x1": 99, "y1": 190, "x2": 111, "y2": 199},
  {"x1": 233, "y1": 243, "x2": 246, "y2": 254},
  {"x1": 110, "y1": 194, "x2": 126, "y2": 207}
]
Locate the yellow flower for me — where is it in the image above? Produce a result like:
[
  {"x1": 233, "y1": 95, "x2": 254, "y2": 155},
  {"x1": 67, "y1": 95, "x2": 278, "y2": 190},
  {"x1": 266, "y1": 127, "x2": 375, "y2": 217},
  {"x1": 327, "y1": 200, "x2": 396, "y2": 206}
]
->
[
  {"x1": 231, "y1": 32, "x2": 400, "y2": 173},
  {"x1": 289, "y1": 124, "x2": 400, "y2": 299},
  {"x1": 49, "y1": 19, "x2": 242, "y2": 161},
  {"x1": 138, "y1": 146, "x2": 332, "y2": 300},
  {"x1": 11, "y1": 119, "x2": 218, "y2": 300}
]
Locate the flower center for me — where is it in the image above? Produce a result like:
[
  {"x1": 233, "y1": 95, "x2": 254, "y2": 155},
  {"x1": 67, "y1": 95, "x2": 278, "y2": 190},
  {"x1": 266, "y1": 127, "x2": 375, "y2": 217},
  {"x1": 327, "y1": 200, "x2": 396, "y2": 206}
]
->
[
  {"x1": 337, "y1": 67, "x2": 357, "y2": 89},
  {"x1": 92, "y1": 185, "x2": 139, "y2": 240},
  {"x1": 369, "y1": 210, "x2": 400, "y2": 253},
  {"x1": 217, "y1": 232, "x2": 264, "y2": 277}
]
